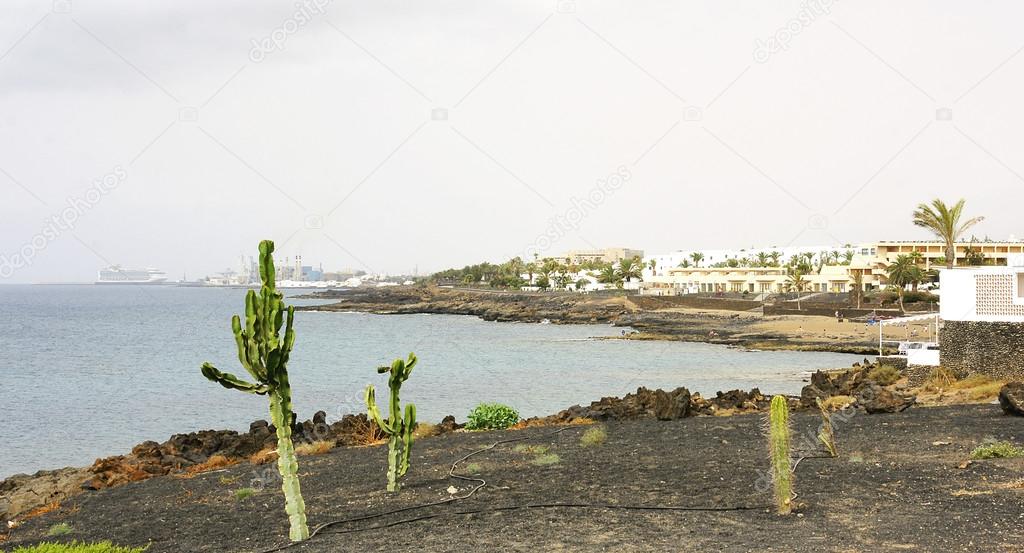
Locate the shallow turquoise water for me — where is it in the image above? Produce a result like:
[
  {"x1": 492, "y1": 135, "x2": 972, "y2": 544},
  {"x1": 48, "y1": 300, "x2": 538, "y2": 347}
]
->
[{"x1": 1, "y1": 285, "x2": 863, "y2": 477}]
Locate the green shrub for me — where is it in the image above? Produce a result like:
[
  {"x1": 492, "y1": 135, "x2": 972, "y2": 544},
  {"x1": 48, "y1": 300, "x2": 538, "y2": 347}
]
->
[
  {"x1": 5, "y1": 542, "x2": 146, "y2": 553},
  {"x1": 970, "y1": 441, "x2": 1024, "y2": 460},
  {"x1": 868, "y1": 365, "x2": 900, "y2": 386},
  {"x1": 47, "y1": 523, "x2": 73, "y2": 537},
  {"x1": 234, "y1": 487, "x2": 257, "y2": 500},
  {"x1": 465, "y1": 403, "x2": 519, "y2": 430},
  {"x1": 580, "y1": 426, "x2": 607, "y2": 447}
]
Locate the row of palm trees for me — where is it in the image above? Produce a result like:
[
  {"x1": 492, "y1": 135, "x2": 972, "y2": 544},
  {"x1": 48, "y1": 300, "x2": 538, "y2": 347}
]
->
[
  {"x1": 677, "y1": 249, "x2": 855, "y2": 271},
  {"x1": 430, "y1": 254, "x2": 645, "y2": 291}
]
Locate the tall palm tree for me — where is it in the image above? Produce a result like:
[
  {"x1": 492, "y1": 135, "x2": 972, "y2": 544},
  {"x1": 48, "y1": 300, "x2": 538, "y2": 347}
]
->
[
  {"x1": 768, "y1": 251, "x2": 782, "y2": 267},
  {"x1": 912, "y1": 198, "x2": 984, "y2": 269},
  {"x1": 647, "y1": 258, "x2": 657, "y2": 276},
  {"x1": 785, "y1": 267, "x2": 808, "y2": 310},
  {"x1": 755, "y1": 251, "x2": 770, "y2": 267},
  {"x1": 850, "y1": 270, "x2": 864, "y2": 308},
  {"x1": 886, "y1": 255, "x2": 924, "y2": 312},
  {"x1": 690, "y1": 252, "x2": 704, "y2": 268}
]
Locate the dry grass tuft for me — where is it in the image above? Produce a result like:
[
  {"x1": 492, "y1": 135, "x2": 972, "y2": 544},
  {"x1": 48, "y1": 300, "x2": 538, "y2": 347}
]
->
[
  {"x1": 868, "y1": 364, "x2": 900, "y2": 386},
  {"x1": 530, "y1": 453, "x2": 561, "y2": 466},
  {"x1": 922, "y1": 366, "x2": 958, "y2": 391},
  {"x1": 412, "y1": 423, "x2": 440, "y2": 439},
  {"x1": 295, "y1": 440, "x2": 335, "y2": 456},
  {"x1": 510, "y1": 417, "x2": 596, "y2": 430},
  {"x1": 249, "y1": 449, "x2": 279, "y2": 465},
  {"x1": 350, "y1": 418, "x2": 387, "y2": 446},
  {"x1": 513, "y1": 444, "x2": 550, "y2": 455},
  {"x1": 580, "y1": 426, "x2": 607, "y2": 447},
  {"x1": 914, "y1": 370, "x2": 1007, "y2": 405},
  {"x1": 179, "y1": 455, "x2": 238, "y2": 477},
  {"x1": 951, "y1": 488, "x2": 994, "y2": 497},
  {"x1": 820, "y1": 395, "x2": 856, "y2": 411},
  {"x1": 949, "y1": 375, "x2": 1006, "y2": 401}
]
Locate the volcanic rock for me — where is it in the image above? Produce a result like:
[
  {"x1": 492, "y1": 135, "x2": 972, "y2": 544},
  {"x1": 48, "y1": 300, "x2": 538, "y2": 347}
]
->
[{"x1": 998, "y1": 382, "x2": 1024, "y2": 416}]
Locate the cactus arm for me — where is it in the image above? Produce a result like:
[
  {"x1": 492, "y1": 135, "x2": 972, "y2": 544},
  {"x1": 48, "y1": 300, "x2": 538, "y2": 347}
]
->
[
  {"x1": 399, "y1": 403, "x2": 416, "y2": 477},
  {"x1": 243, "y1": 291, "x2": 264, "y2": 380},
  {"x1": 200, "y1": 363, "x2": 269, "y2": 394},
  {"x1": 365, "y1": 385, "x2": 394, "y2": 434},
  {"x1": 403, "y1": 353, "x2": 417, "y2": 377}
]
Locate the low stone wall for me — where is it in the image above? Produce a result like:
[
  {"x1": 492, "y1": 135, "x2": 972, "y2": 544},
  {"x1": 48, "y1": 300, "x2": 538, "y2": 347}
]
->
[
  {"x1": 631, "y1": 295, "x2": 761, "y2": 312},
  {"x1": 764, "y1": 306, "x2": 904, "y2": 318},
  {"x1": 941, "y1": 320, "x2": 1024, "y2": 381},
  {"x1": 877, "y1": 356, "x2": 908, "y2": 370}
]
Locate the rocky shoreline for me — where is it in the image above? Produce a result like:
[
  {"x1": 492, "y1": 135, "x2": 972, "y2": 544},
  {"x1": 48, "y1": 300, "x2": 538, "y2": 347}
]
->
[
  {"x1": 297, "y1": 286, "x2": 882, "y2": 354},
  {"x1": 1, "y1": 359, "x2": 922, "y2": 526}
]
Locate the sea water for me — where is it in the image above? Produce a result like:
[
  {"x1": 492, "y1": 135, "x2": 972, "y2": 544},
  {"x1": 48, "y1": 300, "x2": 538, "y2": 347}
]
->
[{"x1": 0, "y1": 285, "x2": 863, "y2": 477}]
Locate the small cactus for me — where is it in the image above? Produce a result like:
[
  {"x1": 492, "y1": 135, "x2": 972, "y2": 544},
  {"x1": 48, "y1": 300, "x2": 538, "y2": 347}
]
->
[
  {"x1": 366, "y1": 353, "x2": 418, "y2": 492},
  {"x1": 768, "y1": 395, "x2": 794, "y2": 515},
  {"x1": 200, "y1": 240, "x2": 309, "y2": 541},
  {"x1": 815, "y1": 398, "x2": 837, "y2": 457}
]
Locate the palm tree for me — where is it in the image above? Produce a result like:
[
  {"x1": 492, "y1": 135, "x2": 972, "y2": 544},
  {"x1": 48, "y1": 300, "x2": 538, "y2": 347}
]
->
[
  {"x1": 912, "y1": 198, "x2": 984, "y2": 269},
  {"x1": 618, "y1": 257, "x2": 644, "y2": 283},
  {"x1": 755, "y1": 251, "x2": 770, "y2": 267},
  {"x1": 598, "y1": 265, "x2": 622, "y2": 287},
  {"x1": 678, "y1": 259, "x2": 691, "y2": 268},
  {"x1": 647, "y1": 258, "x2": 657, "y2": 276},
  {"x1": 785, "y1": 266, "x2": 808, "y2": 310},
  {"x1": 768, "y1": 251, "x2": 782, "y2": 267},
  {"x1": 690, "y1": 252, "x2": 704, "y2": 268},
  {"x1": 850, "y1": 270, "x2": 864, "y2": 308},
  {"x1": 886, "y1": 255, "x2": 924, "y2": 312}
]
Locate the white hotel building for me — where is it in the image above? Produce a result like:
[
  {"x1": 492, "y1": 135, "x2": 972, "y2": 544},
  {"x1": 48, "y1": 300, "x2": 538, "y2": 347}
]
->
[{"x1": 639, "y1": 240, "x2": 1024, "y2": 296}]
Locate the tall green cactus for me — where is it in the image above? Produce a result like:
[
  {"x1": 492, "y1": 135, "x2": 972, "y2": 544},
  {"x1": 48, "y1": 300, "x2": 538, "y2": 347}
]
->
[
  {"x1": 365, "y1": 353, "x2": 417, "y2": 492},
  {"x1": 768, "y1": 395, "x2": 794, "y2": 515},
  {"x1": 200, "y1": 240, "x2": 309, "y2": 542}
]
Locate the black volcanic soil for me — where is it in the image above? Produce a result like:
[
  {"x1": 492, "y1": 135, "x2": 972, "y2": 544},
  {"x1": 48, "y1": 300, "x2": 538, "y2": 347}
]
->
[
  {"x1": 7, "y1": 404, "x2": 1022, "y2": 552},
  {"x1": 298, "y1": 286, "x2": 880, "y2": 354}
]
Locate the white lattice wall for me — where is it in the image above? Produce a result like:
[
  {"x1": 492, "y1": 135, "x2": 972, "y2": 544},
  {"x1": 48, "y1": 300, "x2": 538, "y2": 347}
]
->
[{"x1": 974, "y1": 273, "x2": 1024, "y2": 318}]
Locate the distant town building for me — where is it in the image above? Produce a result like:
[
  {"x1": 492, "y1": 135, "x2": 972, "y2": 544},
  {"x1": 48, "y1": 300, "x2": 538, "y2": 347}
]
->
[
  {"x1": 940, "y1": 260, "x2": 1024, "y2": 381},
  {"x1": 640, "y1": 240, "x2": 1024, "y2": 297},
  {"x1": 564, "y1": 248, "x2": 644, "y2": 265}
]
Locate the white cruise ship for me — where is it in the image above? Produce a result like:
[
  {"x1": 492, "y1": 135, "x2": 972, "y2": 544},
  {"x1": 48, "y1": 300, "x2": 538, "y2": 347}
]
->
[{"x1": 96, "y1": 266, "x2": 169, "y2": 285}]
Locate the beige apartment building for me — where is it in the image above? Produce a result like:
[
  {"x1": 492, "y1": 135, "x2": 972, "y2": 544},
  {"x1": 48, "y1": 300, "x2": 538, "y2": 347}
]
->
[
  {"x1": 564, "y1": 248, "x2": 644, "y2": 265},
  {"x1": 640, "y1": 240, "x2": 1024, "y2": 296}
]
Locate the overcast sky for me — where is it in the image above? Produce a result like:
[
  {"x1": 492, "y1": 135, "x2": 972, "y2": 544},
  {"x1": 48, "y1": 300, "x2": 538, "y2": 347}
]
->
[{"x1": 1, "y1": 0, "x2": 1022, "y2": 282}]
